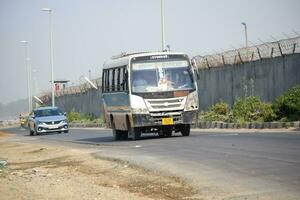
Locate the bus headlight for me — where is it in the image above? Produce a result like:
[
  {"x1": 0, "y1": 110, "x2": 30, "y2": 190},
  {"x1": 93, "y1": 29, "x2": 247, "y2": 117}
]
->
[
  {"x1": 130, "y1": 95, "x2": 149, "y2": 114},
  {"x1": 132, "y1": 108, "x2": 149, "y2": 114},
  {"x1": 184, "y1": 91, "x2": 199, "y2": 111}
]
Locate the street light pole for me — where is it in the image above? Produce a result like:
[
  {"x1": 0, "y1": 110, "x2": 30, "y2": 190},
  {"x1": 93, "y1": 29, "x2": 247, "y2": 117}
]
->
[
  {"x1": 20, "y1": 40, "x2": 32, "y2": 112},
  {"x1": 161, "y1": 0, "x2": 165, "y2": 51},
  {"x1": 241, "y1": 22, "x2": 248, "y2": 48},
  {"x1": 88, "y1": 69, "x2": 91, "y2": 79},
  {"x1": 42, "y1": 7, "x2": 55, "y2": 107}
]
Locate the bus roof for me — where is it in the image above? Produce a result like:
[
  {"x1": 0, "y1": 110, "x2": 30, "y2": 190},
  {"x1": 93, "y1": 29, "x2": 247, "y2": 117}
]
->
[{"x1": 103, "y1": 51, "x2": 188, "y2": 69}]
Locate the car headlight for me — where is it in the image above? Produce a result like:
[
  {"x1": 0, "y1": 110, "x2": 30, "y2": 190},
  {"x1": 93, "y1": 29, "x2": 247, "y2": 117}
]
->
[
  {"x1": 37, "y1": 121, "x2": 43, "y2": 125},
  {"x1": 61, "y1": 120, "x2": 68, "y2": 124},
  {"x1": 130, "y1": 95, "x2": 149, "y2": 114},
  {"x1": 184, "y1": 91, "x2": 199, "y2": 111}
]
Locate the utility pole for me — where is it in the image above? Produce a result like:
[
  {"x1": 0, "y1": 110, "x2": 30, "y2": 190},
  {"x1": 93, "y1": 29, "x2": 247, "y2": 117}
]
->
[
  {"x1": 42, "y1": 7, "x2": 55, "y2": 107},
  {"x1": 241, "y1": 22, "x2": 248, "y2": 48},
  {"x1": 161, "y1": 0, "x2": 165, "y2": 51},
  {"x1": 20, "y1": 40, "x2": 32, "y2": 112}
]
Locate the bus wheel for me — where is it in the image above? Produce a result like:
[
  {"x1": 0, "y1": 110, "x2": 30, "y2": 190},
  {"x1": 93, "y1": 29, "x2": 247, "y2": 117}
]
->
[
  {"x1": 120, "y1": 130, "x2": 128, "y2": 140},
  {"x1": 181, "y1": 124, "x2": 190, "y2": 136},
  {"x1": 164, "y1": 130, "x2": 172, "y2": 137},
  {"x1": 113, "y1": 129, "x2": 122, "y2": 140},
  {"x1": 131, "y1": 128, "x2": 141, "y2": 140}
]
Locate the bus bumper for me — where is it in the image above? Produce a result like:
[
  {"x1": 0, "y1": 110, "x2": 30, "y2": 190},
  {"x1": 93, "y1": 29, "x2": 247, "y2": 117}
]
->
[{"x1": 132, "y1": 110, "x2": 198, "y2": 127}]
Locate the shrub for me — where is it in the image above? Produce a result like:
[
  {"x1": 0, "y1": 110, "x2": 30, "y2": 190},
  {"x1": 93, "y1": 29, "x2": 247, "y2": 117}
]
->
[
  {"x1": 67, "y1": 109, "x2": 81, "y2": 122},
  {"x1": 67, "y1": 109, "x2": 105, "y2": 125},
  {"x1": 232, "y1": 96, "x2": 276, "y2": 123},
  {"x1": 273, "y1": 85, "x2": 300, "y2": 121},
  {"x1": 200, "y1": 100, "x2": 230, "y2": 122}
]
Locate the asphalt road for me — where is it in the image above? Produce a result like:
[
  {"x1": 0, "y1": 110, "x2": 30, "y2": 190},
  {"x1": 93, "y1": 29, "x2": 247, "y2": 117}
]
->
[{"x1": 3, "y1": 127, "x2": 300, "y2": 199}]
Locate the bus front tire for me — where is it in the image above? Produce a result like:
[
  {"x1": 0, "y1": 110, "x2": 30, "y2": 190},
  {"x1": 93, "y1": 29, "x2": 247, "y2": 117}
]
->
[
  {"x1": 121, "y1": 131, "x2": 128, "y2": 140},
  {"x1": 131, "y1": 128, "x2": 141, "y2": 140},
  {"x1": 181, "y1": 124, "x2": 190, "y2": 137},
  {"x1": 113, "y1": 129, "x2": 122, "y2": 140}
]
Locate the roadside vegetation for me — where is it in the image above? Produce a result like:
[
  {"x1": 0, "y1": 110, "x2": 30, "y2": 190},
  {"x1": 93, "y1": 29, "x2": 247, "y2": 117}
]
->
[
  {"x1": 200, "y1": 85, "x2": 300, "y2": 123},
  {"x1": 67, "y1": 109, "x2": 104, "y2": 125}
]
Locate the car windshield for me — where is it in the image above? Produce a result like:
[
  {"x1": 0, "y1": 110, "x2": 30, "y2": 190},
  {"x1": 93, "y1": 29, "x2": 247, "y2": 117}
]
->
[
  {"x1": 34, "y1": 109, "x2": 63, "y2": 117},
  {"x1": 131, "y1": 59, "x2": 194, "y2": 93}
]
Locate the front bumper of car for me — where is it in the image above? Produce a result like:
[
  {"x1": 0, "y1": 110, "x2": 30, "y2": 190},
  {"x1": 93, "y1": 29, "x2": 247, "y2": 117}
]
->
[{"x1": 36, "y1": 121, "x2": 68, "y2": 133}]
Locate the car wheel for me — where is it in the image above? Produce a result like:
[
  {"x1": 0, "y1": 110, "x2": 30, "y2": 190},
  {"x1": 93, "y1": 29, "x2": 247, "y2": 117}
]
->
[
  {"x1": 29, "y1": 129, "x2": 34, "y2": 136},
  {"x1": 33, "y1": 127, "x2": 38, "y2": 136}
]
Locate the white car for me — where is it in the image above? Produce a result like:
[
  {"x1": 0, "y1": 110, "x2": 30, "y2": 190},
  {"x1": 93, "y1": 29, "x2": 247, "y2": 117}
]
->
[{"x1": 28, "y1": 107, "x2": 69, "y2": 136}]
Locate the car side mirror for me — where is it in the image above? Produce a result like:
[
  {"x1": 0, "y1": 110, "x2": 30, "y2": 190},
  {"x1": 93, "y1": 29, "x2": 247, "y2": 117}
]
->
[{"x1": 63, "y1": 112, "x2": 67, "y2": 116}]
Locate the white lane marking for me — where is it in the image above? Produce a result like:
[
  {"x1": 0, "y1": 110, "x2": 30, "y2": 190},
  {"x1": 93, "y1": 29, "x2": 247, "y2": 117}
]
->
[{"x1": 134, "y1": 145, "x2": 142, "y2": 148}]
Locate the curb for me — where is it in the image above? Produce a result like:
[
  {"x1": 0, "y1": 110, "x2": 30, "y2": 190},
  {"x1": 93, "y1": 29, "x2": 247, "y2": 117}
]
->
[
  {"x1": 69, "y1": 123, "x2": 105, "y2": 128},
  {"x1": 70, "y1": 121, "x2": 300, "y2": 130},
  {"x1": 193, "y1": 121, "x2": 300, "y2": 129}
]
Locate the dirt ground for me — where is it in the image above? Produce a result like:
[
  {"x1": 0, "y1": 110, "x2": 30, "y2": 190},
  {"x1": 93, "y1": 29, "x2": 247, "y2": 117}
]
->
[{"x1": 0, "y1": 131, "x2": 199, "y2": 200}]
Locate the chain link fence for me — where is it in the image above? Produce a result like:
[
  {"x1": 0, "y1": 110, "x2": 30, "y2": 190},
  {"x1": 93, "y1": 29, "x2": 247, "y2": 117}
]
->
[{"x1": 193, "y1": 36, "x2": 300, "y2": 69}]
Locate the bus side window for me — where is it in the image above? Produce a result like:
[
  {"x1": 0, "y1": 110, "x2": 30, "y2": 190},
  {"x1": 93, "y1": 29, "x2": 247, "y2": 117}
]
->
[
  {"x1": 105, "y1": 70, "x2": 109, "y2": 92},
  {"x1": 120, "y1": 66, "x2": 127, "y2": 91},
  {"x1": 109, "y1": 69, "x2": 114, "y2": 92},
  {"x1": 101, "y1": 70, "x2": 104, "y2": 92},
  {"x1": 115, "y1": 68, "x2": 120, "y2": 91},
  {"x1": 119, "y1": 68, "x2": 123, "y2": 91},
  {"x1": 102, "y1": 70, "x2": 106, "y2": 93},
  {"x1": 123, "y1": 67, "x2": 128, "y2": 92}
]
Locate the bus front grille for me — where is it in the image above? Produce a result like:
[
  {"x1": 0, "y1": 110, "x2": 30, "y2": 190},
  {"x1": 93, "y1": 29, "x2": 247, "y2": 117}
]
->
[{"x1": 145, "y1": 97, "x2": 186, "y2": 112}]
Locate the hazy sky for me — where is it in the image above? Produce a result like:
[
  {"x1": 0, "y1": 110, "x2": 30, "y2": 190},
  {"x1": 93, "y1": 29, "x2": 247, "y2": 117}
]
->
[{"x1": 0, "y1": 0, "x2": 300, "y2": 104}]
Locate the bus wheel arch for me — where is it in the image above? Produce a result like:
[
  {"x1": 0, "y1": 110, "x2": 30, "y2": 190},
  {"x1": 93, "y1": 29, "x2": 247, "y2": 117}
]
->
[
  {"x1": 126, "y1": 115, "x2": 141, "y2": 140},
  {"x1": 111, "y1": 115, "x2": 121, "y2": 140}
]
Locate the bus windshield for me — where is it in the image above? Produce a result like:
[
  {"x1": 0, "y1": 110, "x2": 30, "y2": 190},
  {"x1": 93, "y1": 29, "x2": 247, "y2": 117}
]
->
[{"x1": 131, "y1": 60, "x2": 194, "y2": 93}]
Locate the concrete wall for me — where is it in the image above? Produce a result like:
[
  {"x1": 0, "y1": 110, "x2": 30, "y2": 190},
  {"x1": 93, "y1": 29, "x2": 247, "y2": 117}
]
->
[
  {"x1": 197, "y1": 53, "x2": 300, "y2": 110},
  {"x1": 53, "y1": 89, "x2": 103, "y2": 117},
  {"x1": 50, "y1": 53, "x2": 300, "y2": 115}
]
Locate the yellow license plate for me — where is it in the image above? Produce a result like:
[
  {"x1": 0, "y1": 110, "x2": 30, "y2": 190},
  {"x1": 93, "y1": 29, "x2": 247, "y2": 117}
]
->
[{"x1": 162, "y1": 118, "x2": 173, "y2": 125}]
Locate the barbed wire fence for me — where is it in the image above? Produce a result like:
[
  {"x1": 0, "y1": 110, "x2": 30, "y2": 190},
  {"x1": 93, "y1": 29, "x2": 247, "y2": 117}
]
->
[
  {"x1": 39, "y1": 36, "x2": 300, "y2": 103},
  {"x1": 192, "y1": 36, "x2": 300, "y2": 69},
  {"x1": 39, "y1": 78, "x2": 102, "y2": 104}
]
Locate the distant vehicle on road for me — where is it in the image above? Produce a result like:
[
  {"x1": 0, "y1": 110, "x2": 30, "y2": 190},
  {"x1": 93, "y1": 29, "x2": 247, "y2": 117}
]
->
[
  {"x1": 102, "y1": 51, "x2": 199, "y2": 140},
  {"x1": 19, "y1": 112, "x2": 29, "y2": 128},
  {"x1": 28, "y1": 106, "x2": 68, "y2": 136}
]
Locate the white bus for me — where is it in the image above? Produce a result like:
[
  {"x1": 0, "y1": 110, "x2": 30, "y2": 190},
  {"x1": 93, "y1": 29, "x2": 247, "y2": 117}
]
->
[{"x1": 102, "y1": 52, "x2": 199, "y2": 140}]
